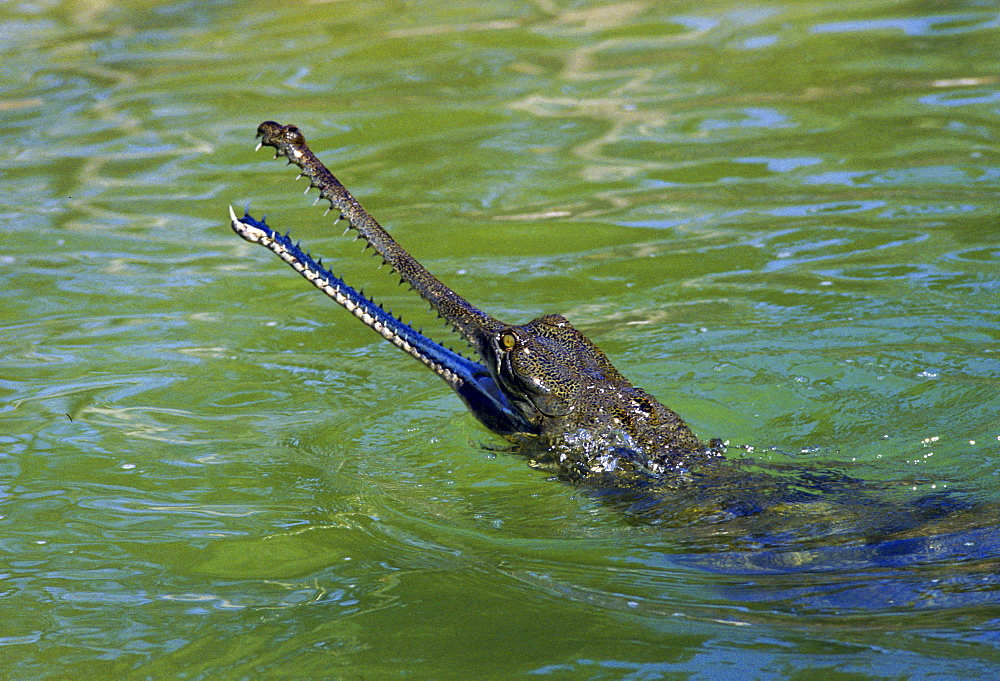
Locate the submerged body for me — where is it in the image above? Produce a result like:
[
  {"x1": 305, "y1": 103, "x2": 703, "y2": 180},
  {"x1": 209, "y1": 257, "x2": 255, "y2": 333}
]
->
[{"x1": 232, "y1": 121, "x2": 719, "y2": 484}]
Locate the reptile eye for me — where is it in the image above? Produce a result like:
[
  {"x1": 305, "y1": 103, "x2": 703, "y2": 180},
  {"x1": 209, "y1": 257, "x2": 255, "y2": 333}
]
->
[
  {"x1": 499, "y1": 331, "x2": 517, "y2": 351},
  {"x1": 284, "y1": 125, "x2": 306, "y2": 145}
]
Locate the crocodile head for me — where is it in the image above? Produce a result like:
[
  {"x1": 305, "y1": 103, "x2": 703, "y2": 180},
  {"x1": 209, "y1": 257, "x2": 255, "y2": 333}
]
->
[{"x1": 231, "y1": 122, "x2": 710, "y2": 480}]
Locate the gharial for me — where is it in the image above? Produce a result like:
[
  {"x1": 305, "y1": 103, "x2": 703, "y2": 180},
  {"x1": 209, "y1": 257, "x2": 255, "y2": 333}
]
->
[
  {"x1": 228, "y1": 121, "x2": 997, "y2": 564},
  {"x1": 230, "y1": 121, "x2": 728, "y2": 488}
]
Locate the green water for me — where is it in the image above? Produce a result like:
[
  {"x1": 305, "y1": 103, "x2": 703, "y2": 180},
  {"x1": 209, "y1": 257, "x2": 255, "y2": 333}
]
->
[{"x1": 3, "y1": 0, "x2": 1000, "y2": 677}]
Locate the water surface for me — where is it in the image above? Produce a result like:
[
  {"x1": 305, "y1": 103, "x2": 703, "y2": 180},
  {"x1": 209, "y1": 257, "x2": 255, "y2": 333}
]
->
[{"x1": 2, "y1": 0, "x2": 1000, "y2": 678}]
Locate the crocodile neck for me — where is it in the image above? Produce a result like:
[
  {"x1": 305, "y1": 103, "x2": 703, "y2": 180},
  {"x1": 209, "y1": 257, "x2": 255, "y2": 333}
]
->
[{"x1": 232, "y1": 121, "x2": 714, "y2": 481}]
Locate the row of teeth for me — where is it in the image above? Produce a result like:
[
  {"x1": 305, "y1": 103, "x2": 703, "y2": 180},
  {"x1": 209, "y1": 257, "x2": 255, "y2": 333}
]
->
[
  {"x1": 256, "y1": 135, "x2": 465, "y2": 326},
  {"x1": 252, "y1": 132, "x2": 481, "y2": 351},
  {"x1": 228, "y1": 205, "x2": 463, "y2": 387}
]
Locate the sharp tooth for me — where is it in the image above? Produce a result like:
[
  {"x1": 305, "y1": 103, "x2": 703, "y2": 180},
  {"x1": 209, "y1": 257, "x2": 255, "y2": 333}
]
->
[
  {"x1": 228, "y1": 205, "x2": 238, "y2": 222},
  {"x1": 255, "y1": 142, "x2": 263, "y2": 152}
]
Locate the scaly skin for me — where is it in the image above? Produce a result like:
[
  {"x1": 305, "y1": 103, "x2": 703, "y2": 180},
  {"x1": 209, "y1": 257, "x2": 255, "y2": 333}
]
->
[{"x1": 232, "y1": 121, "x2": 716, "y2": 482}]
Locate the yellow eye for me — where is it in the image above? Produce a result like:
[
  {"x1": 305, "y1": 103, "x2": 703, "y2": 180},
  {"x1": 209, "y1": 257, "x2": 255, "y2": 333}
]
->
[{"x1": 499, "y1": 331, "x2": 517, "y2": 350}]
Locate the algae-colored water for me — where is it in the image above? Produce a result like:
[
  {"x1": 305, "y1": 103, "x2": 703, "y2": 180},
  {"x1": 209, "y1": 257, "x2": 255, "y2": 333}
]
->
[{"x1": 2, "y1": 1, "x2": 1000, "y2": 678}]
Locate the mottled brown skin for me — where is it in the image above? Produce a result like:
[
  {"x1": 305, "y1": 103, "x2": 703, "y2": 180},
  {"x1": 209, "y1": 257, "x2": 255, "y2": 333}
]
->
[
  {"x1": 489, "y1": 314, "x2": 708, "y2": 479},
  {"x1": 240, "y1": 121, "x2": 716, "y2": 482}
]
